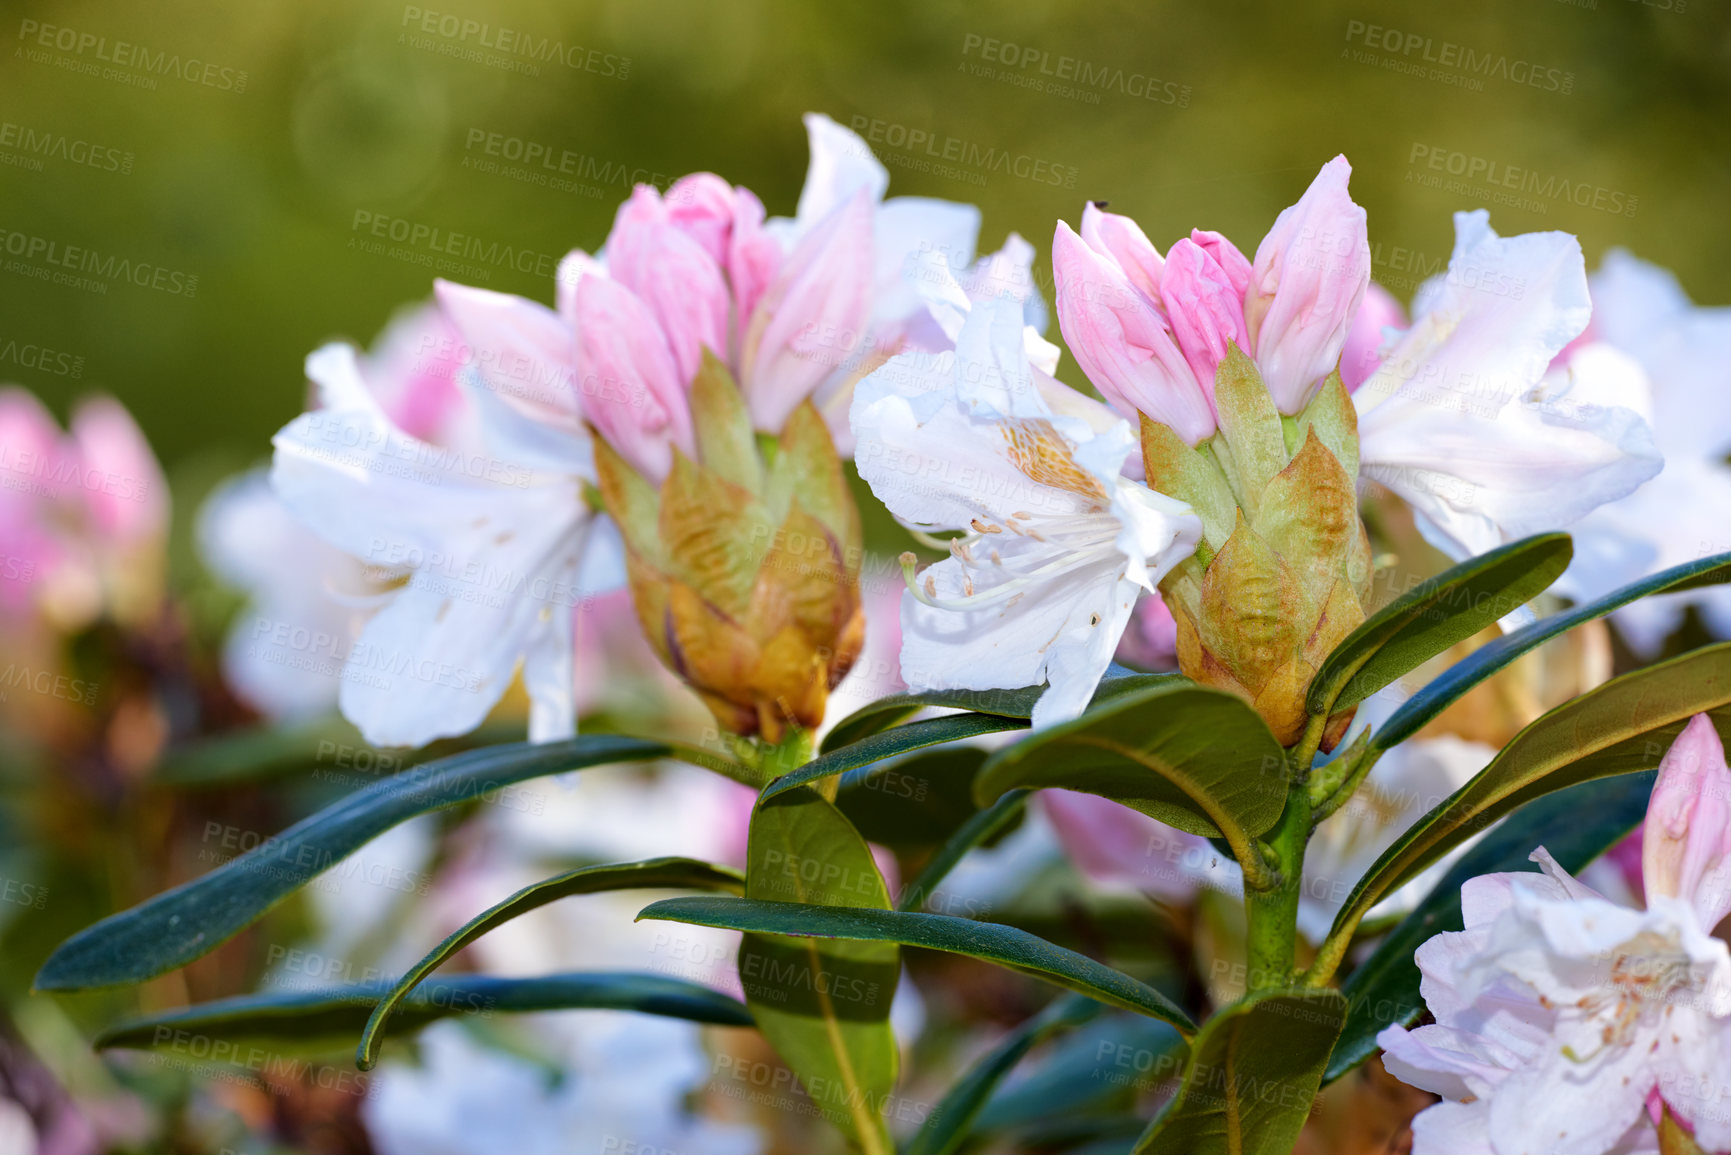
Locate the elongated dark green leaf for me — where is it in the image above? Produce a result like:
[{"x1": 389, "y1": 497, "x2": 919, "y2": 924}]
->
[
  {"x1": 1328, "y1": 643, "x2": 1731, "y2": 949},
  {"x1": 1325, "y1": 770, "x2": 1654, "y2": 1084},
  {"x1": 1374, "y1": 550, "x2": 1731, "y2": 751},
  {"x1": 836, "y1": 747, "x2": 990, "y2": 848},
  {"x1": 36, "y1": 735, "x2": 670, "y2": 992},
  {"x1": 156, "y1": 719, "x2": 527, "y2": 788},
  {"x1": 358, "y1": 857, "x2": 743, "y2": 1069},
  {"x1": 1306, "y1": 533, "x2": 1573, "y2": 716},
  {"x1": 96, "y1": 971, "x2": 753, "y2": 1051},
  {"x1": 898, "y1": 790, "x2": 1030, "y2": 913},
  {"x1": 906, "y1": 994, "x2": 1102, "y2": 1155},
  {"x1": 1133, "y1": 989, "x2": 1345, "y2": 1154},
  {"x1": 740, "y1": 788, "x2": 899, "y2": 1155},
  {"x1": 762, "y1": 714, "x2": 1026, "y2": 803},
  {"x1": 819, "y1": 667, "x2": 1179, "y2": 752},
  {"x1": 639, "y1": 897, "x2": 1197, "y2": 1034},
  {"x1": 974, "y1": 1013, "x2": 1186, "y2": 1135},
  {"x1": 972, "y1": 682, "x2": 1287, "y2": 846}
]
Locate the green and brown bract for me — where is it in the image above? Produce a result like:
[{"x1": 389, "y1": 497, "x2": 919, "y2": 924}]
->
[
  {"x1": 596, "y1": 350, "x2": 864, "y2": 741},
  {"x1": 1144, "y1": 343, "x2": 1370, "y2": 747}
]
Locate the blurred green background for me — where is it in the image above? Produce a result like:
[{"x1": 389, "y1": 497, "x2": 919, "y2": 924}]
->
[{"x1": 4, "y1": 0, "x2": 1728, "y2": 478}]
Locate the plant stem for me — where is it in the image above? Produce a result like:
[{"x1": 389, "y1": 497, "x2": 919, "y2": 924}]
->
[
  {"x1": 757, "y1": 726, "x2": 818, "y2": 792},
  {"x1": 1243, "y1": 714, "x2": 1326, "y2": 991}
]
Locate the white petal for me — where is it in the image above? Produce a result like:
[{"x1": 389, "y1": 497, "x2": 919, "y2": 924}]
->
[
  {"x1": 794, "y1": 112, "x2": 889, "y2": 229},
  {"x1": 1361, "y1": 342, "x2": 1660, "y2": 560}
]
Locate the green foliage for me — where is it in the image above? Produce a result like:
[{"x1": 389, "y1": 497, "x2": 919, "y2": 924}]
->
[
  {"x1": 1305, "y1": 533, "x2": 1574, "y2": 717},
  {"x1": 739, "y1": 788, "x2": 900, "y2": 1155},
  {"x1": 639, "y1": 896, "x2": 1198, "y2": 1033},
  {"x1": 1133, "y1": 989, "x2": 1345, "y2": 1155},
  {"x1": 96, "y1": 971, "x2": 753, "y2": 1051},
  {"x1": 972, "y1": 680, "x2": 1287, "y2": 848},
  {"x1": 357, "y1": 857, "x2": 744, "y2": 1069},
  {"x1": 35, "y1": 736, "x2": 672, "y2": 991}
]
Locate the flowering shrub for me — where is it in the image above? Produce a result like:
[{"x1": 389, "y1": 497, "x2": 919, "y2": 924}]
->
[{"x1": 20, "y1": 113, "x2": 1731, "y2": 1155}]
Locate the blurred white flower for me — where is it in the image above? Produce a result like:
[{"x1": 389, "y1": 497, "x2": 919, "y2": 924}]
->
[{"x1": 1557, "y1": 250, "x2": 1731, "y2": 654}]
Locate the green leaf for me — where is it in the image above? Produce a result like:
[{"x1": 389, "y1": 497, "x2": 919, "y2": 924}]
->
[
  {"x1": 96, "y1": 971, "x2": 753, "y2": 1051},
  {"x1": 973, "y1": 1013, "x2": 1187, "y2": 1135},
  {"x1": 1373, "y1": 549, "x2": 1731, "y2": 750},
  {"x1": 35, "y1": 735, "x2": 671, "y2": 992},
  {"x1": 1305, "y1": 532, "x2": 1574, "y2": 717},
  {"x1": 1133, "y1": 989, "x2": 1345, "y2": 1154},
  {"x1": 358, "y1": 857, "x2": 744, "y2": 1069},
  {"x1": 835, "y1": 747, "x2": 990, "y2": 849},
  {"x1": 639, "y1": 897, "x2": 1198, "y2": 1034},
  {"x1": 971, "y1": 681, "x2": 1288, "y2": 851},
  {"x1": 819, "y1": 666, "x2": 1173, "y2": 753},
  {"x1": 1325, "y1": 770, "x2": 1654, "y2": 1084},
  {"x1": 763, "y1": 713, "x2": 1028, "y2": 803},
  {"x1": 1327, "y1": 642, "x2": 1731, "y2": 950},
  {"x1": 898, "y1": 790, "x2": 1030, "y2": 913},
  {"x1": 740, "y1": 788, "x2": 899, "y2": 1155},
  {"x1": 905, "y1": 994, "x2": 1103, "y2": 1155}
]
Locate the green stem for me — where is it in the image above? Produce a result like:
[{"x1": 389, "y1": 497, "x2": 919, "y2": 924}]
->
[
  {"x1": 1242, "y1": 714, "x2": 1326, "y2": 992},
  {"x1": 755, "y1": 727, "x2": 817, "y2": 790}
]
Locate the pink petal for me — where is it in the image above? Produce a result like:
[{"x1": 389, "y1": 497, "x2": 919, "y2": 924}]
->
[
  {"x1": 605, "y1": 185, "x2": 731, "y2": 385},
  {"x1": 572, "y1": 276, "x2": 691, "y2": 481},
  {"x1": 1246, "y1": 155, "x2": 1370, "y2": 413},
  {"x1": 1052, "y1": 220, "x2": 1215, "y2": 444},
  {"x1": 1340, "y1": 281, "x2": 1407, "y2": 391},
  {"x1": 1159, "y1": 237, "x2": 1251, "y2": 402}
]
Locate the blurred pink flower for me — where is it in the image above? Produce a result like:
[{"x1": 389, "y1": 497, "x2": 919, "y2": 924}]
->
[
  {"x1": 0, "y1": 387, "x2": 165, "y2": 630},
  {"x1": 1338, "y1": 281, "x2": 1405, "y2": 391}
]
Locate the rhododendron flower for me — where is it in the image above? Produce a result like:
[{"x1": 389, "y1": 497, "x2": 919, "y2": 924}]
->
[
  {"x1": 1379, "y1": 714, "x2": 1731, "y2": 1153},
  {"x1": 0, "y1": 388, "x2": 166, "y2": 630},
  {"x1": 1553, "y1": 250, "x2": 1731, "y2": 655},
  {"x1": 543, "y1": 111, "x2": 984, "y2": 470},
  {"x1": 851, "y1": 296, "x2": 1201, "y2": 728},
  {"x1": 1053, "y1": 157, "x2": 1367, "y2": 442},
  {"x1": 205, "y1": 304, "x2": 473, "y2": 722},
  {"x1": 271, "y1": 334, "x2": 617, "y2": 747},
  {"x1": 1354, "y1": 211, "x2": 1662, "y2": 561}
]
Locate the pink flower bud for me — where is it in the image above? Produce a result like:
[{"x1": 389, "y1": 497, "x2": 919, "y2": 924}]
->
[
  {"x1": 726, "y1": 187, "x2": 781, "y2": 351},
  {"x1": 572, "y1": 276, "x2": 693, "y2": 481},
  {"x1": 1159, "y1": 238, "x2": 1251, "y2": 403},
  {"x1": 605, "y1": 185, "x2": 731, "y2": 385},
  {"x1": 1053, "y1": 220, "x2": 1216, "y2": 444},
  {"x1": 1079, "y1": 202, "x2": 1164, "y2": 301},
  {"x1": 1245, "y1": 156, "x2": 1370, "y2": 414},
  {"x1": 1643, "y1": 713, "x2": 1731, "y2": 926},
  {"x1": 1189, "y1": 229, "x2": 1252, "y2": 299},
  {"x1": 1339, "y1": 281, "x2": 1406, "y2": 391},
  {"x1": 69, "y1": 396, "x2": 167, "y2": 547},
  {"x1": 664, "y1": 172, "x2": 737, "y2": 265},
  {"x1": 740, "y1": 187, "x2": 874, "y2": 433},
  {"x1": 0, "y1": 388, "x2": 68, "y2": 614}
]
